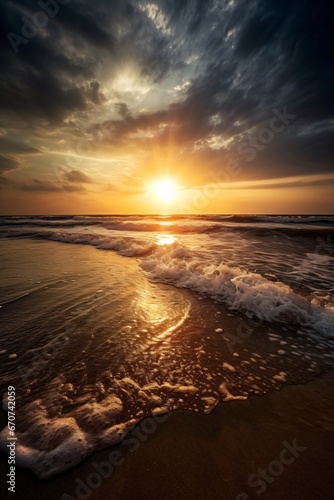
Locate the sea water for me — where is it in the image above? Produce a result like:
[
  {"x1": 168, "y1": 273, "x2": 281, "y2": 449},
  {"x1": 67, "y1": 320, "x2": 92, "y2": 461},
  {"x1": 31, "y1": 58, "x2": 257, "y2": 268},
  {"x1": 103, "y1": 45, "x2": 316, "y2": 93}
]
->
[{"x1": 0, "y1": 214, "x2": 333, "y2": 478}]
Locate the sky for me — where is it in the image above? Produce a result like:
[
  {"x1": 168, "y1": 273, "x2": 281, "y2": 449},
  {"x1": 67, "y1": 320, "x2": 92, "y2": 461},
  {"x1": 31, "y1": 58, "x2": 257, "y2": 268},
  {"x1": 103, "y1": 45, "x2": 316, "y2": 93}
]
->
[{"x1": 0, "y1": 0, "x2": 333, "y2": 214}]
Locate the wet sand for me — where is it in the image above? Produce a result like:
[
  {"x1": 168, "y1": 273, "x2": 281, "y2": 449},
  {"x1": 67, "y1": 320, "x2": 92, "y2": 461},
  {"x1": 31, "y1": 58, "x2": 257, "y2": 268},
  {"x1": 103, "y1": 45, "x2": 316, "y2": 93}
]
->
[
  {"x1": 1, "y1": 370, "x2": 334, "y2": 500},
  {"x1": 1, "y1": 239, "x2": 334, "y2": 498}
]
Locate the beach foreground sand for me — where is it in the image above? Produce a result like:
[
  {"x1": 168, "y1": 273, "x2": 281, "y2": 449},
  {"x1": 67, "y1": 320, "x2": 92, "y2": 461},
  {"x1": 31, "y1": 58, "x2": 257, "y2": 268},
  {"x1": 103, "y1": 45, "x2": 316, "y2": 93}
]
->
[{"x1": 1, "y1": 370, "x2": 334, "y2": 500}]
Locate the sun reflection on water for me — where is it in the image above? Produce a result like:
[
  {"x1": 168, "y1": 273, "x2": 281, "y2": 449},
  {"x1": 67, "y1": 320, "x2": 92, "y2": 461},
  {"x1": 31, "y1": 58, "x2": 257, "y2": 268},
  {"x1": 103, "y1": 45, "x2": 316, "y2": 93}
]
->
[
  {"x1": 156, "y1": 235, "x2": 177, "y2": 246},
  {"x1": 132, "y1": 279, "x2": 190, "y2": 341},
  {"x1": 158, "y1": 221, "x2": 173, "y2": 227},
  {"x1": 133, "y1": 283, "x2": 169, "y2": 325}
]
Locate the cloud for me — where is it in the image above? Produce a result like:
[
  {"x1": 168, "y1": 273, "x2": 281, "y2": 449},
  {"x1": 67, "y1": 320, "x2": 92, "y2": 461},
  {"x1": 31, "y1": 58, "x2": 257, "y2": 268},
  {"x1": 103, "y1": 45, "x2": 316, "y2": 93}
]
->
[
  {"x1": 18, "y1": 179, "x2": 86, "y2": 192},
  {"x1": 0, "y1": 0, "x2": 333, "y2": 206},
  {"x1": 225, "y1": 175, "x2": 334, "y2": 191},
  {"x1": 0, "y1": 138, "x2": 41, "y2": 155},
  {"x1": 0, "y1": 154, "x2": 22, "y2": 173},
  {"x1": 63, "y1": 169, "x2": 92, "y2": 183},
  {"x1": 0, "y1": 171, "x2": 88, "y2": 192},
  {"x1": 105, "y1": 173, "x2": 145, "y2": 195},
  {"x1": 115, "y1": 102, "x2": 130, "y2": 118}
]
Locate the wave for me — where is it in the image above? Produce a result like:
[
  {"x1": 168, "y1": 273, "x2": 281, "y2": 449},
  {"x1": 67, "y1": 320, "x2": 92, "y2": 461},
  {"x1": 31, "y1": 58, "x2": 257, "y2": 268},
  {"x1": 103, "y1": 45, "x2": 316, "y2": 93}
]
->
[
  {"x1": 0, "y1": 217, "x2": 101, "y2": 228},
  {"x1": 0, "y1": 225, "x2": 333, "y2": 336},
  {"x1": 49, "y1": 232, "x2": 157, "y2": 257},
  {"x1": 254, "y1": 215, "x2": 334, "y2": 225},
  {"x1": 1, "y1": 214, "x2": 333, "y2": 231},
  {"x1": 0, "y1": 217, "x2": 221, "y2": 234},
  {"x1": 140, "y1": 242, "x2": 334, "y2": 337}
]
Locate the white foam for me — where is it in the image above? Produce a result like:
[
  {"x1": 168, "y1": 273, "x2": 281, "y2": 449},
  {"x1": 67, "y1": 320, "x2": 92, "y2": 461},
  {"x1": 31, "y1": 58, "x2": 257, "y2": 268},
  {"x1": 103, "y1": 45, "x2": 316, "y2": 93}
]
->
[
  {"x1": 0, "y1": 400, "x2": 89, "y2": 479},
  {"x1": 140, "y1": 242, "x2": 334, "y2": 337},
  {"x1": 219, "y1": 383, "x2": 248, "y2": 401},
  {"x1": 0, "y1": 394, "x2": 128, "y2": 479},
  {"x1": 0, "y1": 374, "x2": 205, "y2": 480},
  {"x1": 160, "y1": 383, "x2": 198, "y2": 394}
]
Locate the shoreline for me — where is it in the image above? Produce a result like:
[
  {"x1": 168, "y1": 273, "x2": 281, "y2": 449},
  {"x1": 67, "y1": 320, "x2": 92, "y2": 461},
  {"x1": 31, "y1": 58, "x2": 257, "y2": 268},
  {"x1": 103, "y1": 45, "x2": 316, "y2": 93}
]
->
[
  {"x1": 0, "y1": 238, "x2": 333, "y2": 499},
  {"x1": 1, "y1": 370, "x2": 334, "y2": 500}
]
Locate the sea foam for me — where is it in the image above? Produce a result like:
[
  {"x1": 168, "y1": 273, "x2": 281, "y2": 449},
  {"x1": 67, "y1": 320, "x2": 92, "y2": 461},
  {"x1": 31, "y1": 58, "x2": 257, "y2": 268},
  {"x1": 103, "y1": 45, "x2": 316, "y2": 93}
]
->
[{"x1": 140, "y1": 242, "x2": 334, "y2": 337}]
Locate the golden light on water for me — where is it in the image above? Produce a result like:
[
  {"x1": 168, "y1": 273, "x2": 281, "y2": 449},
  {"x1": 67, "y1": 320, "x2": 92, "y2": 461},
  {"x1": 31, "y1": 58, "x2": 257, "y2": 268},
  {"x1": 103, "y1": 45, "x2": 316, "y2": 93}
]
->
[
  {"x1": 158, "y1": 221, "x2": 172, "y2": 226},
  {"x1": 133, "y1": 282, "x2": 169, "y2": 325},
  {"x1": 157, "y1": 235, "x2": 177, "y2": 246}
]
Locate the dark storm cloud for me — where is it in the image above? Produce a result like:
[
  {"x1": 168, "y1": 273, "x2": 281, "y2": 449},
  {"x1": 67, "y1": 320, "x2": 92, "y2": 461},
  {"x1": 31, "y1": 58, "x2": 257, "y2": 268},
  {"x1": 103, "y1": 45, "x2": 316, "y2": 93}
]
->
[
  {"x1": 178, "y1": 0, "x2": 333, "y2": 171},
  {"x1": 0, "y1": 0, "x2": 113, "y2": 124},
  {"x1": 81, "y1": 0, "x2": 333, "y2": 183},
  {"x1": 0, "y1": 0, "x2": 333, "y2": 185},
  {"x1": 0, "y1": 0, "x2": 172, "y2": 125}
]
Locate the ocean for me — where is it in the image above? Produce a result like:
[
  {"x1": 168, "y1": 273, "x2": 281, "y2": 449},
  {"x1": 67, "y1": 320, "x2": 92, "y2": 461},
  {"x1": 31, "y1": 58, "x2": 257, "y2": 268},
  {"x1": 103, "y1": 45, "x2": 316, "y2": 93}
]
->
[{"x1": 0, "y1": 214, "x2": 333, "y2": 479}]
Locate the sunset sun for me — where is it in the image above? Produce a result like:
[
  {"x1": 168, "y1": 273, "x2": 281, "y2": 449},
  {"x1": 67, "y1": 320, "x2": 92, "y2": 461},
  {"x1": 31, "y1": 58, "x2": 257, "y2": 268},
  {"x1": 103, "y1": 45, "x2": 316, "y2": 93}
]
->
[{"x1": 149, "y1": 179, "x2": 178, "y2": 202}]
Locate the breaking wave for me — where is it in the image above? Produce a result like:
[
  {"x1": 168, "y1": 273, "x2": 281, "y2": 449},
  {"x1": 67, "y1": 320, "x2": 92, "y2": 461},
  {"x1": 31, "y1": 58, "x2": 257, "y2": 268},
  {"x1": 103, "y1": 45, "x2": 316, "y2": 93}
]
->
[{"x1": 140, "y1": 242, "x2": 334, "y2": 337}]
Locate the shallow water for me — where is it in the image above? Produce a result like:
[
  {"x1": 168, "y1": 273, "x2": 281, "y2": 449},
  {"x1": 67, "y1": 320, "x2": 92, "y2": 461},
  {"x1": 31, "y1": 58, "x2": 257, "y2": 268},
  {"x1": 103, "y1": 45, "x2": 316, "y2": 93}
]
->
[{"x1": 0, "y1": 215, "x2": 334, "y2": 478}]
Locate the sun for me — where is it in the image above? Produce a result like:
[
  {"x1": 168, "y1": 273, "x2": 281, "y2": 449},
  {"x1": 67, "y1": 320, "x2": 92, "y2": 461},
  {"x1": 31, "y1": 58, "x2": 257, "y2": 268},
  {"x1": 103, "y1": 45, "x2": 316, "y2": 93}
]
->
[{"x1": 149, "y1": 178, "x2": 178, "y2": 202}]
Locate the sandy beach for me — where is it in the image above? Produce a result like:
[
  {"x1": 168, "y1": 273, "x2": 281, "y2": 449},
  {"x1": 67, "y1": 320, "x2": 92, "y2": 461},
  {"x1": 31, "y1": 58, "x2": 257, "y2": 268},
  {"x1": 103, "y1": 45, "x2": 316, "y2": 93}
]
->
[
  {"x1": 0, "y1": 224, "x2": 333, "y2": 499},
  {"x1": 1, "y1": 370, "x2": 334, "y2": 500}
]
